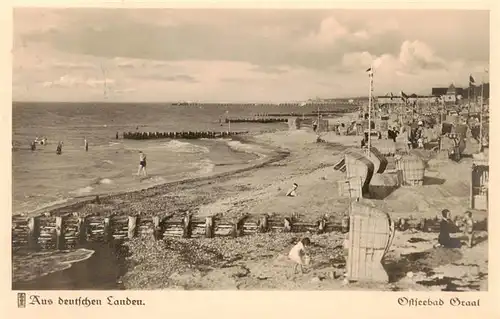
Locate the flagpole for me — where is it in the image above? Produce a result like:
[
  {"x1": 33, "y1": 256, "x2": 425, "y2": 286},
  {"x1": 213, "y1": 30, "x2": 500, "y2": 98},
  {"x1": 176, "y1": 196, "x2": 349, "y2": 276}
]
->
[{"x1": 368, "y1": 63, "x2": 373, "y2": 152}]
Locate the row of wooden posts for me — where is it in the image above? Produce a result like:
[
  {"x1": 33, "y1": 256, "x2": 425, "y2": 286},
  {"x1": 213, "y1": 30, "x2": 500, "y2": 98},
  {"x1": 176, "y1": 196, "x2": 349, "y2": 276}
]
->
[
  {"x1": 122, "y1": 131, "x2": 249, "y2": 140},
  {"x1": 12, "y1": 212, "x2": 484, "y2": 251},
  {"x1": 225, "y1": 117, "x2": 288, "y2": 123}
]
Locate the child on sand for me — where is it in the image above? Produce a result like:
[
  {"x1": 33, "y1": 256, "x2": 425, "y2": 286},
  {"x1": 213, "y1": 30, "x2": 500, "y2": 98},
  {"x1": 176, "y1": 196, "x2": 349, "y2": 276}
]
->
[
  {"x1": 463, "y1": 211, "x2": 475, "y2": 248},
  {"x1": 286, "y1": 183, "x2": 298, "y2": 197},
  {"x1": 289, "y1": 237, "x2": 311, "y2": 274}
]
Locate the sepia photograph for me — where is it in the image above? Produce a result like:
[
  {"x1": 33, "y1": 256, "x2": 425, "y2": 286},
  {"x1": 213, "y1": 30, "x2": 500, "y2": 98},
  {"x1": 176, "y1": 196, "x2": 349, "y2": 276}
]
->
[{"x1": 11, "y1": 7, "x2": 490, "y2": 292}]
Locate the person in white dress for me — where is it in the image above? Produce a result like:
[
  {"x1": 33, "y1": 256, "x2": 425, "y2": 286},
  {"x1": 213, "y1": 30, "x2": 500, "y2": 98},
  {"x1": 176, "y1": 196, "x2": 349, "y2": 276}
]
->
[{"x1": 288, "y1": 237, "x2": 311, "y2": 274}]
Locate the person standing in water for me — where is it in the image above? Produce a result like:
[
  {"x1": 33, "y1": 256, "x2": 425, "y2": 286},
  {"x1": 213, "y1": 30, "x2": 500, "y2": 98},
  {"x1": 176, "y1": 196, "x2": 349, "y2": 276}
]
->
[
  {"x1": 31, "y1": 140, "x2": 36, "y2": 151},
  {"x1": 84, "y1": 137, "x2": 89, "y2": 152},
  {"x1": 56, "y1": 141, "x2": 63, "y2": 155},
  {"x1": 137, "y1": 151, "x2": 147, "y2": 177}
]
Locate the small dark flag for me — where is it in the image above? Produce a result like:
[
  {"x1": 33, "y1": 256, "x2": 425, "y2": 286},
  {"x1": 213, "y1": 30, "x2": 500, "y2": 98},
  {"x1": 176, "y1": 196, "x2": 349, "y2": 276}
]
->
[
  {"x1": 390, "y1": 92, "x2": 394, "y2": 100},
  {"x1": 366, "y1": 67, "x2": 372, "y2": 73},
  {"x1": 469, "y1": 75, "x2": 475, "y2": 84},
  {"x1": 401, "y1": 91, "x2": 408, "y2": 99}
]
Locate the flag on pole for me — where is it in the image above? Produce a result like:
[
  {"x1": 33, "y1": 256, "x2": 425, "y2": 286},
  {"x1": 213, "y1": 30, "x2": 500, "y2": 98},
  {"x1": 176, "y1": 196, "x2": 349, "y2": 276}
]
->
[
  {"x1": 366, "y1": 67, "x2": 373, "y2": 76},
  {"x1": 469, "y1": 75, "x2": 475, "y2": 85},
  {"x1": 390, "y1": 92, "x2": 394, "y2": 100},
  {"x1": 400, "y1": 91, "x2": 408, "y2": 100}
]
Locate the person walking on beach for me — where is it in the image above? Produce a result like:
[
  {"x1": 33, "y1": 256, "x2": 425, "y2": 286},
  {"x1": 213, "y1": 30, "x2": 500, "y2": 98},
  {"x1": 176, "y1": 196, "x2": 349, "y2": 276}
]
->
[
  {"x1": 30, "y1": 140, "x2": 36, "y2": 151},
  {"x1": 116, "y1": 132, "x2": 119, "y2": 140},
  {"x1": 56, "y1": 141, "x2": 63, "y2": 155},
  {"x1": 137, "y1": 151, "x2": 147, "y2": 177},
  {"x1": 289, "y1": 237, "x2": 311, "y2": 274},
  {"x1": 84, "y1": 137, "x2": 89, "y2": 152}
]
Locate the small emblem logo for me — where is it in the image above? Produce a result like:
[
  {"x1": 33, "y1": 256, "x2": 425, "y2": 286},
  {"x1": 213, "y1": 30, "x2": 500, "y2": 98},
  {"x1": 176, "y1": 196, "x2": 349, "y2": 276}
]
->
[{"x1": 17, "y1": 292, "x2": 26, "y2": 308}]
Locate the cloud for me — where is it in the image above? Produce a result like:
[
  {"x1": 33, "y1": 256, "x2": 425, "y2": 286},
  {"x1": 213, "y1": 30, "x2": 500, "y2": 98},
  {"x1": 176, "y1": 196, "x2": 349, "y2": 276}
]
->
[
  {"x1": 341, "y1": 51, "x2": 374, "y2": 71},
  {"x1": 42, "y1": 75, "x2": 115, "y2": 88},
  {"x1": 398, "y1": 40, "x2": 445, "y2": 71},
  {"x1": 51, "y1": 61, "x2": 98, "y2": 70},
  {"x1": 301, "y1": 16, "x2": 349, "y2": 48},
  {"x1": 113, "y1": 88, "x2": 137, "y2": 94},
  {"x1": 250, "y1": 66, "x2": 289, "y2": 75},
  {"x1": 137, "y1": 74, "x2": 198, "y2": 83},
  {"x1": 12, "y1": 9, "x2": 489, "y2": 102}
]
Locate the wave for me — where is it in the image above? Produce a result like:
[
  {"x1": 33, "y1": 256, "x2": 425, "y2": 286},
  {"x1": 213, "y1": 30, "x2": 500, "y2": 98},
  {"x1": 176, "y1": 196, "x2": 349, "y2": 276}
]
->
[
  {"x1": 71, "y1": 186, "x2": 94, "y2": 196},
  {"x1": 99, "y1": 178, "x2": 113, "y2": 185},
  {"x1": 13, "y1": 248, "x2": 95, "y2": 284},
  {"x1": 226, "y1": 140, "x2": 265, "y2": 159},
  {"x1": 102, "y1": 160, "x2": 114, "y2": 165},
  {"x1": 159, "y1": 140, "x2": 210, "y2": 154}
]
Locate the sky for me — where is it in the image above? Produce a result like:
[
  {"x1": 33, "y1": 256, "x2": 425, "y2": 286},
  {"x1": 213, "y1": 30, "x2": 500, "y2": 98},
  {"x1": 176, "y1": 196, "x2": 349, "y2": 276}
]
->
[{"x1": 13, "y1": 8, "x2": 490, "y2": 102}]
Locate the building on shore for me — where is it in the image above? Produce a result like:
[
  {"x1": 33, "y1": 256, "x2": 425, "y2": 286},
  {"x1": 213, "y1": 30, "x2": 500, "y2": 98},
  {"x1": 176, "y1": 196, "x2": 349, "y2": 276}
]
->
[{"x1": 431, "y1": 83, "x2": 490, "y2": 103}]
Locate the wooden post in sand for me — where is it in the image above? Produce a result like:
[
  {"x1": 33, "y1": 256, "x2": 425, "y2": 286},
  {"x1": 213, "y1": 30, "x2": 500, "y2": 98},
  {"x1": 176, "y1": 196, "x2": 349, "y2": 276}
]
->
[
  {"x1": 318, "y1": 218, "x2": 327, "y2": 234},
  {"x1": 153, "y1": 216, "x2": 163, "y2": 240},
  {"x1": 76, "y1": 217, "x2": 87, "y2": 245},
  {"x1": 205, "y1": 216, "x2": 214, "y2": 238},
  {"x1": 27, "y1": 216, "x2": 40, "y2": 250},
  {"x1": 182, "y1": 213, "x2": 192, "y2": 238},
  {"x1": 231, "y1": 214, "x2": 247, "y2": 238},
  {"x1": 103, "y1": 217, "x2": 112, "y2": 242},
  {"x1": 128, "y1": 216, "x2": 137, "y2": 239},
  {"x1": 55, "y1": 216, "x2": 65, "y2": 250},
  {"x1": 259, "y1": 215, "x2": 269, "y2": 233},
  {"x1": 283, "y1": 218, "x2": 292, "y2": 233}
]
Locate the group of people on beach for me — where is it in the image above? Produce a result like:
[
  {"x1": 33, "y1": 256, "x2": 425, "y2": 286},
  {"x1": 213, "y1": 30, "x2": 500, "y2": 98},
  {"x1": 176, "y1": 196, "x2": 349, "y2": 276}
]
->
[
  {"x1": 438, "y1": 209, "x2": 475, "y2": 249},
  {"x1": 286, "y1": 208, "x2": 476, "y2": 277}
]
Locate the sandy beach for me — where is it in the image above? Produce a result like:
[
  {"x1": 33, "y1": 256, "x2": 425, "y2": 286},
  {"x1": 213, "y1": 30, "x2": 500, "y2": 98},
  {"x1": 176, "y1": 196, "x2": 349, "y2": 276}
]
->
[{"x1": 116, "y1": 124, "x2": 487, "y2": 291}]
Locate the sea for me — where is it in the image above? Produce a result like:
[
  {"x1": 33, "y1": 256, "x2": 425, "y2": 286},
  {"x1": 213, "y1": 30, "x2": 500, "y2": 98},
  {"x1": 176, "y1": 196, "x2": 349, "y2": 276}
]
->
[{"x1": 12, "y1": 102, "x2": 339, "y2": 216}]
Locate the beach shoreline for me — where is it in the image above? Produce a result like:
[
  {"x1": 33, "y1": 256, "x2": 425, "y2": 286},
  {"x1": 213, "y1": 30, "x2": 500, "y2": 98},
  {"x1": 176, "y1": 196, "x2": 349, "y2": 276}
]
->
[
  {"x1": 18, "y1": 111, "x2": 359, "y2": 218},
  {"x1": 15, "y1": 131, "x2": 290, "y2": 218}
]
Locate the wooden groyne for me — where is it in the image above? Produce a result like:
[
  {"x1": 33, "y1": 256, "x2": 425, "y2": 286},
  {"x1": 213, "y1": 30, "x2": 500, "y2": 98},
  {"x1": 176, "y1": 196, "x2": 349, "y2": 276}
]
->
[
  {"x1": 225, "y1": 117, "x2": 288, "y2": 123},
  {"x1": 11, "y1": 213, "x2": 486, "y2": 251},
  {"x1": 122, "y1": 131, "x2": 248, "y2": 140}
]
